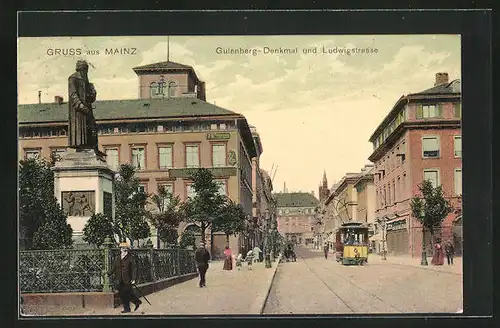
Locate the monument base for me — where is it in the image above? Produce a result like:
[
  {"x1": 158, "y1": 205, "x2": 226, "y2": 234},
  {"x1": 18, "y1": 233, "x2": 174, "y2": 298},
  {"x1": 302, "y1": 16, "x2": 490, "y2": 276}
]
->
[{"x1": 52, "y1": 149, "x2": 115, "y2": 241}]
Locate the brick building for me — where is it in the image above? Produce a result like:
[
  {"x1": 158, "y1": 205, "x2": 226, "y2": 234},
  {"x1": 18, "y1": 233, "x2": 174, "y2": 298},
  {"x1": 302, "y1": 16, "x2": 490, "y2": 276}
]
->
[
  {"x1": 18, "y1": 60, "x2": 265, "y2": 255},
  {"x1": 368, "y1": 72, "x2": 462, "y2": 256},
  {"x1": 275, "y1": 192, "x2": 318, "y2": 245}
]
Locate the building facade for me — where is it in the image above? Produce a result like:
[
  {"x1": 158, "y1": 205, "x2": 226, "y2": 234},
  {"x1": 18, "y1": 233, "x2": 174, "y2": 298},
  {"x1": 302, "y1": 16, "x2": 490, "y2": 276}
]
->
[
  {"x1": 275, "y1": 192, "x2": 318, "y2": 245},
  {"x1": 18, "y1": 60, "x2": 260, "y2": 256},
  {"x1": 368, "y1": 72, "x2": 462, "y2": 256},
  {"x1": 353, "y1": 166, "x2": 377, "y2": 250}
]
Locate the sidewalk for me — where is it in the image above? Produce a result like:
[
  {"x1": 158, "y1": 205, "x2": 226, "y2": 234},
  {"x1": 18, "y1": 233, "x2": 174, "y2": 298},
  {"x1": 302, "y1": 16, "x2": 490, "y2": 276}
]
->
[
  {"x1": 368, "y1": 254, "x2": 462, "y2": 275},
  {"x1": 23, "y1": 260, "x2": 280, "y2": 316}
]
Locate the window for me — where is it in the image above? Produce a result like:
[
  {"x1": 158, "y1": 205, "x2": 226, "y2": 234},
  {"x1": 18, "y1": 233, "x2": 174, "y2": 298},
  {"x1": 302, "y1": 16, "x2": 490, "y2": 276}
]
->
[
  {"x1": 454, "y1": 103, "x2": 462, "y2": 118},
  {"x1": 454, "y1": 169, "x2": 462, "y2": 196},
  {"x1": 24, "y1": 149, "x2": 40, "y2": 159},
  {"x1": 387, "y1": 185, "x2": 391, "y2": 205},
  {"x1": 424, "y1": 169, "x2": 440, "y2": 188},
  {"x1": 212, "y1": 143, "x2": 226, "y2": 167},
  {"x1": 159, "y1": 184, "x2": 173, "y2": 208},
  {"x1": 454, "y1": 136, "x2": 462, "y2": 158},
  {"x1": 158, "y1": 146, "x2": 173, "y2": 169},
  {"x1": 157, "y1": 125, "x2": 164, "y2": 132},
  {"x1": 392, "y1": 181, "x2": 396, "y2": 204},
  {"x1": 105, "y1": 148, "x2": 119, "y2": 171},
  {"x1": 138, "y1": 185, "x2": 147, "y2": 194},
  {"x1": 220, "y1": 123, "x2": 227, "y2": 130},
  {"x1": 185, "y1": 144, "x2": 200, "y2": 168},
  {"x1": 216, "y1": 180, "x2": 227, "y2": 196},
  {"x1": 131, "y1": 147, "x2": 146, "y2": 170},
  {"x1": 168, "y1": 81, "x2": 177, "y2": 98},
  {"x1": 422, "y1": 136, "x2": 440, "y2": 158},
  {"x1": 210, "y1": 123, "x2": 218, "y2": 130},
  {"x1": 416, "y1": 104, "x2": 442, "y2": 119},
  {"x1": 186, "y1": 184, "x2": 197, "y2": 199},
  {"x1": 150, "y1": 82, "x2": 162, "y2": 98},
  {"x1": 51, "y1": 148, "x2": 66, "y2": 161},
  {"x1": 397, "y1": 177, "x2": 401, "y2": 202}
]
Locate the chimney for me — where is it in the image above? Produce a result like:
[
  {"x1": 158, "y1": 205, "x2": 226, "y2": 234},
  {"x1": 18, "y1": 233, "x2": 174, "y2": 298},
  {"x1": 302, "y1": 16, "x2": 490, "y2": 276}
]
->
[
  {"x1": 38, "y1": 91, "x2": 41, "y2": 104},
  {"x1": 54, "y1": 96, "x2": 64, "y2": 105},
  {"x1": 434, "y1": 72, "x2": 449, "y2": 86}
]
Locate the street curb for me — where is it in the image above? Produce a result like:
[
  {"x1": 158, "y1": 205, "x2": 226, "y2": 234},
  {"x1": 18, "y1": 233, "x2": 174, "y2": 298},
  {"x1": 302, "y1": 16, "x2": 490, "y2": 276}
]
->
[{"x1": 258, "y1": 255, "x2": 281, "y2": 314}]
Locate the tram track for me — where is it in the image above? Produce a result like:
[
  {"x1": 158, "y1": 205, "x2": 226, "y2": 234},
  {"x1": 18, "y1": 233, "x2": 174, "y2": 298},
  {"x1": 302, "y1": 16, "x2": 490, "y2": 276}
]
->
[{"x1": 297, "y1": 253, "x2": 404, "y2": 313}]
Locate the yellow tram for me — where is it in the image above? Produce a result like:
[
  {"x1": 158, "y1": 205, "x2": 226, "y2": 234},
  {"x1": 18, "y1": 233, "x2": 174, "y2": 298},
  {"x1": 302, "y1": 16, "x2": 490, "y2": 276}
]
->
[{"x1": 335, "y1": 222, "x2": 369, "y2": 265}]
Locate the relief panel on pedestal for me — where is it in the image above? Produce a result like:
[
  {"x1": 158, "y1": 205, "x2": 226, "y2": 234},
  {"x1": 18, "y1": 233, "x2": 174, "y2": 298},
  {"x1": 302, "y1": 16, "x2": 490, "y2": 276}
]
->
[{"x1": 62, "y1": 191, "x2": 96, "y2": 216}]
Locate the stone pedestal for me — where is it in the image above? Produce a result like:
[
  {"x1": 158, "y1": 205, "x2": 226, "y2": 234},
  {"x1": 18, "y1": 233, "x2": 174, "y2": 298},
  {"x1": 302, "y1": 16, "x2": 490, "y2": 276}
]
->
[{"x1": 52, "y1": 149, "x2": 115, "y2": 246}]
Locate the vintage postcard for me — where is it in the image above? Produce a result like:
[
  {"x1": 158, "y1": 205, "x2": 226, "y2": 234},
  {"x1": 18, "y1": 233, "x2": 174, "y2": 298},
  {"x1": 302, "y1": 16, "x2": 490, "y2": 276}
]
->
[{"x1": 17, "y1": 35, "x2": 462, "y2": 316}]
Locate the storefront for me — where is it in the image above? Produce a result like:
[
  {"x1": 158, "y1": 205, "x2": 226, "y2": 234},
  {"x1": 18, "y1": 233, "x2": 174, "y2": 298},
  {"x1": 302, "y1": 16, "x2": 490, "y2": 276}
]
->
[{"x1": 386, "y1": 217, "x2": 409, "y2": 255}]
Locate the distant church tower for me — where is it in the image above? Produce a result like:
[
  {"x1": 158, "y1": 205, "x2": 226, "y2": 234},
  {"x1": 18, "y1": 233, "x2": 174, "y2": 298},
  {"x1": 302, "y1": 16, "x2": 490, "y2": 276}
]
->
[{"x1": 318, "y1": 170, "x2": 329, "y2": 202}]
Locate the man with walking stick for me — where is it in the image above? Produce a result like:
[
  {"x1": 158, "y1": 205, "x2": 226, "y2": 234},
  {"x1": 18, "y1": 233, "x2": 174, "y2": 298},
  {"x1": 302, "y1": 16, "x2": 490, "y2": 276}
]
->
[{"x1": 108, "y1": 241, "x2": 143, "y2": 313}]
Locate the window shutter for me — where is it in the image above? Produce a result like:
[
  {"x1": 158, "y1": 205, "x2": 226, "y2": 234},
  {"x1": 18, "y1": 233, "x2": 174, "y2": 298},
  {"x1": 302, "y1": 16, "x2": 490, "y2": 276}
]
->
[
  {"x1": 416, "y1": 104, "x2": 423, "y2": 119},
  {"x1": 454, "y1": 103, "x2": 461, "y2": 118},
  {"x1": 437, "y1": 104, "x2": 443, "y2": 118}
]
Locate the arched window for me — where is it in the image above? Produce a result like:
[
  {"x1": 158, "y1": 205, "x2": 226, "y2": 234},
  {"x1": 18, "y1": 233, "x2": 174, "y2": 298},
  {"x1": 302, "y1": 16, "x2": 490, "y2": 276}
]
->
[
  {"x1": 168, "y1": 81, "x2": 177, "y2": 98},
  {"x1": 150, "y1": 82, "x2": 160, "y2": 98}
]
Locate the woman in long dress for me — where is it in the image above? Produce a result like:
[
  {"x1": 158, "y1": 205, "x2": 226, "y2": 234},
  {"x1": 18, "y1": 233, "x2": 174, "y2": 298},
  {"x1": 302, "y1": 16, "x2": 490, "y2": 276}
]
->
[
  {"x1": 223, "y1": 246, "x2": 233, "y2": 270},
  {"x1": 431, "y1": 238, "x2": 445, "y2": 265}
]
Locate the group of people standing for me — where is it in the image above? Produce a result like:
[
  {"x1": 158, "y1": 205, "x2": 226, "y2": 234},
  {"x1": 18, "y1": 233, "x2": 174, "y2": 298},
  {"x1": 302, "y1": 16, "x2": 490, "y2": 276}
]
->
[{"x1": 431, "y1": 238, "x2": 455, "y2": 266}]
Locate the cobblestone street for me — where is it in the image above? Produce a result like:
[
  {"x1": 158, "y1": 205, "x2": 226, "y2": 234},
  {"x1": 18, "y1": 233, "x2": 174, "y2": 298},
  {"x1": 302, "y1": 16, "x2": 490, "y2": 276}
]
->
[
  {"x1": 24, "y1": 260, "x2": 278, "y2": 316},
  {"x1": 263, "y1": 247, "x2": 463, "y2": 314}
]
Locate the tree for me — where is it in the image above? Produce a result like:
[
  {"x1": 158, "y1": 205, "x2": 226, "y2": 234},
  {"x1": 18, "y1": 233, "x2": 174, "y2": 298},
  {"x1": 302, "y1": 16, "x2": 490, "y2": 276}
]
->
[
  {"x1": 212, "y1": 197, "x2": 247, "y2": 244},
  {"x1": 82, "y1": 213, "x2": 114, "y2": 248},
  {"x1": 149, "y1": 185, "x2": 183, "y2": 247},
  {"x1": 178, "y1": 168, "x2": 225, "y2": 244},
  {"x1": 411, "y1": 179, "x2": 453, "y2": 264},
  {"x1": 114, "y1": 164, "x2": 151, "y2": 247},
  {"x1": 179, "y1": 230, "x2": 196, "y2": 249},
  {"x1": 19, "y1": 158, "x2": 73, "y2": 250}
]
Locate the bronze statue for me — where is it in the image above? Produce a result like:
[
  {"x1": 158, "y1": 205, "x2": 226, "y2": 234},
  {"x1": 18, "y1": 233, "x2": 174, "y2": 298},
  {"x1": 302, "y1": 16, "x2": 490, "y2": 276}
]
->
[{"x1": 68, "y1": 60, "x2": 98, "y2": 151}]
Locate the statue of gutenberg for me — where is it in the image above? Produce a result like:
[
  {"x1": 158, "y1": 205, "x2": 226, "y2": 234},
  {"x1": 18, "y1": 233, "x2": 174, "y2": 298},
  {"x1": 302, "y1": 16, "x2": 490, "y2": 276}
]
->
[{"x1": 68, "y1": 60, "x2": 99, "y2": 152}]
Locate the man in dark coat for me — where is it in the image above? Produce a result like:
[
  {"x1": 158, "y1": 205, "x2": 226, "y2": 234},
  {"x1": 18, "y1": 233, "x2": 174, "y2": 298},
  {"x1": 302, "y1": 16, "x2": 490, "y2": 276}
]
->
[
  {"x1": 108, "y1": 242, "x2": 142, "y2": 313},
  {"x1": 323, "y1": 242, "x2": 329, "y2": 259},
  {"x1": 68, "y1": 60, "x2": 98, "y2": 152},
  {"x1": 194, "y1": 242, "x2": 211, "y2": 288}
]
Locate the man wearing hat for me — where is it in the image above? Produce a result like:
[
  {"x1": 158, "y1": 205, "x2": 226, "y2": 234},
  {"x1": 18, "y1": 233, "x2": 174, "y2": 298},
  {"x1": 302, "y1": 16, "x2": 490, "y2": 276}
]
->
[
  {"x1": 108, "y1": 241, "x2": 142, "y2": 313},
  {"x1": 68, "y1": 60, "x2": 98, "y2": 152},
  {"x1": 194, "y1": 242, "x2": 211, "y2": 288}
]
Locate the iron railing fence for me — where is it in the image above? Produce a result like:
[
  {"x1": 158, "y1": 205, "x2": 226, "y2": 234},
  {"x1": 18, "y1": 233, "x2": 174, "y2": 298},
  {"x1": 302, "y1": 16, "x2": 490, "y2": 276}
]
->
[{"x1": 20, "y1": 248, "x2": 197, "y2": 294}]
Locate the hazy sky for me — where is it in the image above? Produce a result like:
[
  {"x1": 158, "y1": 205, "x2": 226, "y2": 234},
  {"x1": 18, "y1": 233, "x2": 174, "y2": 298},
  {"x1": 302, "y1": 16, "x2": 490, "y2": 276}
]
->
[{"x1": 17, "y1": 35, "x2": 461, "y2": 195}]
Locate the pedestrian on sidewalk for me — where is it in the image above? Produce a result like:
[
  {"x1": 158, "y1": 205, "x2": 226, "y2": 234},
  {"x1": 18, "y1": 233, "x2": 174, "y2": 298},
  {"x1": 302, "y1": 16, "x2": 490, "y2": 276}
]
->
[
  {"x1": 252, "y1": 245, "x2": 262, "y2": 264},
  {"x1": 323, "y1": 242, "x2": 329, "y2": 259},
  {"x1": 223, "y1": 245, "x2": 233, "y2": 270},
  {"x1": 431, "y1": 238, "x2": 445, "y2": 266},
  {"x1": 108, "y1": 241, "x2": 142, "y2": 313},
  {"x1": 194, "y1": 242, "x2": 211, "y2": 287},
  {"x1": 445, "y1": 240, "x2": 454, "y2": 265}
]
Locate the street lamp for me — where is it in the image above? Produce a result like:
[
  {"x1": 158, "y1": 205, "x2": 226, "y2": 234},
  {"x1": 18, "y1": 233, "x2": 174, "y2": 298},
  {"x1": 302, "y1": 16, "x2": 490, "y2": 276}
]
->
[
  {"x1": 377, "y1": 218, "x2": 387, "y2": 260},
  {"x1": 264, "y1": 209, "x2": 272, "y2": 268},
  {"x1": 419, "y1": 208, "x2": 428, "y2": 266}
]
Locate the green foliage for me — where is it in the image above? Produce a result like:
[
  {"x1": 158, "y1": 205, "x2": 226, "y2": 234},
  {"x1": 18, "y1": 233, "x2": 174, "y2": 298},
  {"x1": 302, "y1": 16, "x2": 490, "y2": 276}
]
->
[
  {"x1": 179, "y1": 230, "x2": 196, "y2": 249},
  {"x1": 410, "y1": 179, "x2": 453, "y2": 236},
  {"x1": 114, "y1": 164, "x2": 151, "y2": 246},
  {"x1": 19, "y1": 158, "x2": 73, "y2": 250},
  {"x1": 212, "y1": 197, "x2": 247, "y2": 242},
  {"x1": 82, "y1": 213, "x2": 114, "y2": 248},
  {"x1": 179, "y1": 168, "x2": 225, "y2": 243},
  {"x1": 149, "y1": 185, "x2": 183, "y2": 246}
]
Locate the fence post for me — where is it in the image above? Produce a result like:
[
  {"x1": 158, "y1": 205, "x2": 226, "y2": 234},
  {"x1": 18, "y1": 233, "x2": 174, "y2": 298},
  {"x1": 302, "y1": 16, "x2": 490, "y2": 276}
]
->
[
  {"x1": 177, "y1": 247, "x2": 181, "y2": 276},
  {"x1": 150, "y1": 248, "x2": 155, "y2": 283},
  {"x1": 102, "y1": 237, "x2": 113, "y2": 292}
]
